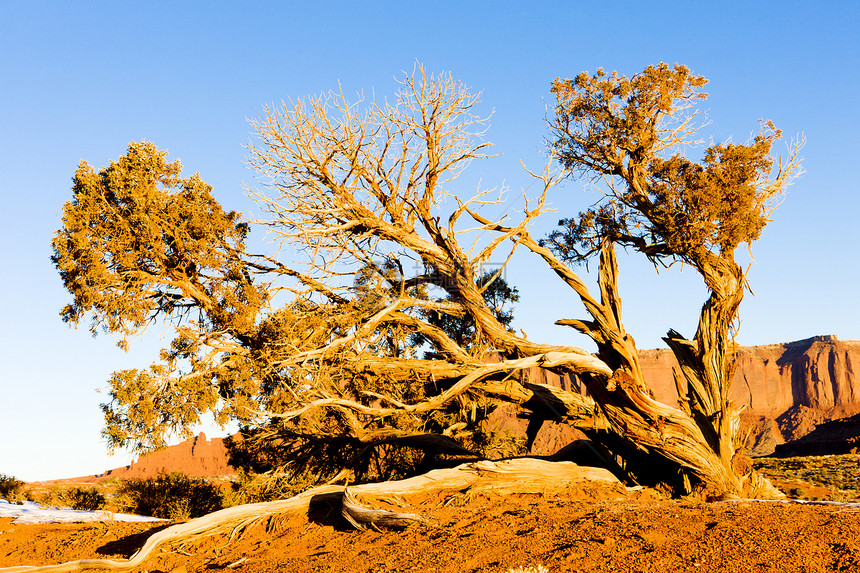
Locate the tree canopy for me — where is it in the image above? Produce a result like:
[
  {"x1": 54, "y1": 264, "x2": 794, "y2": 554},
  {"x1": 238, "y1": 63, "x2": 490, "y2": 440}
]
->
[
  {"x1": 53, "y1": 64, "x2": 801, "y2": 497},
  {"x1": 545, "y1": 64, "x2": 795, "y2": 265}
]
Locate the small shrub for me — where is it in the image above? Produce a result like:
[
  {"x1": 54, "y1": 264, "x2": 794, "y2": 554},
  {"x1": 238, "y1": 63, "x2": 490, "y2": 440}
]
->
[
  {"x1": 0, "y1": 474, "x2": 25, "y2": 504},
  {"x1": 34, "y1": 487, "x2": 65, "y2": 509},
  {"x1": 117, "y1": 472, "x2": 223, "y2": 519},
  {"x1": 26, "y1": 486, "x2": 107, "y2": 511},
  {"x1": 223, "y1": 470, "x2": 316, "y2": 507},
  {"x1": 786, "y1": 486, "x2": 807, "y2": 499},
  {"x1": 62, "y1": 487, "x2": 107, "y2": 511},
  {"x1": 163, "y1": 497, "x2": 191, "y2": 521}
]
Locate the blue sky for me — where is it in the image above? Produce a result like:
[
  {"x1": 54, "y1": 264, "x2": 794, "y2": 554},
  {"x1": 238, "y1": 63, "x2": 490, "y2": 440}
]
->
[{"x1": 1, "y1": 1, "x2": 858, "y2": 481}]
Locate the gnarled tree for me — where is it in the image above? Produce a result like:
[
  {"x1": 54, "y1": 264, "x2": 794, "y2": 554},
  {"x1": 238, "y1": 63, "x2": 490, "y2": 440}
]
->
[
  {"x1": 543, "y1": 64, "x2": 801, "y2": 494},
  {"x1": 53, "y1": 64, "x2": 800, "y2": 498}
]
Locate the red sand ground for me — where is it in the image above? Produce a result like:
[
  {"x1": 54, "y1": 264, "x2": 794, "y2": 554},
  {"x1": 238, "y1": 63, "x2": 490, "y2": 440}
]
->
[{"x1": 1, "y1": 483, "x2": 859, "y2": 573}]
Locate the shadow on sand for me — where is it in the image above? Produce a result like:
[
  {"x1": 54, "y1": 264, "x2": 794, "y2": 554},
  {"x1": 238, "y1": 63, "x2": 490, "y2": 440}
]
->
[{"x1": 96, "y1": 522, "x2": 172, "y2": 557}]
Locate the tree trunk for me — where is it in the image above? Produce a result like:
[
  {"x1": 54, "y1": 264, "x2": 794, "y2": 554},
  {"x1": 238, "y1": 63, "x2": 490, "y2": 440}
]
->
[
  {"x1": 663, "y1": 253, "x2": 749, "y2": 491},
  {"x1": 554, "y1": 243, "x2": 772, "y2": 496}
]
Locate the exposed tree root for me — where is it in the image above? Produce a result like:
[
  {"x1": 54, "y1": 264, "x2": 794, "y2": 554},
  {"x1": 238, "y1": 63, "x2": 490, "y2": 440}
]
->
[{"x1": 0, "y1": 459, "x2": 619, "y2": 573}]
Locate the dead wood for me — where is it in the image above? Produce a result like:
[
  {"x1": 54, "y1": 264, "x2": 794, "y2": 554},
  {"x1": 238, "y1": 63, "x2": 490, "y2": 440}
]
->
[
  {"x1": 341, "y1": 486, "x2": 430, "y2": 530},
  {"x1": 0, "y1": 458, "x2": 618, "y2": 573}
]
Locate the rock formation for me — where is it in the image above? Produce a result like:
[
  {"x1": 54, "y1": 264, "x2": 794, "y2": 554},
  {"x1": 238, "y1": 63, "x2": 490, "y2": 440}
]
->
[
  {"x1": 773, "y1": 413, "x2": 860, "y2": 457},
  {"x1": 522, "y1": 336, "x2": 860, "y2": 457},
  {"x1": 639, "y1": 335, "x2": 860, "y2": 414},
  {"x1": 48, "y1": 433, "x2": 236, "y2": 484},
  {"x1": 96, "y1": 433, "x2": 234, "y2": 481}
]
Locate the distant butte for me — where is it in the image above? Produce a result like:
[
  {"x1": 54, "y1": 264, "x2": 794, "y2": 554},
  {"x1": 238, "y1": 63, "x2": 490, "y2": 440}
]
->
[{"x1": 44, "y1": 433, "x2": 236, "y2": 484}]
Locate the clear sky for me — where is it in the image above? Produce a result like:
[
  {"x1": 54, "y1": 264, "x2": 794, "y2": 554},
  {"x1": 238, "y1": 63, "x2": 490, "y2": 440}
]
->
[{"x1": 1, "y1": 1, "x2": 858, "y2": 481}]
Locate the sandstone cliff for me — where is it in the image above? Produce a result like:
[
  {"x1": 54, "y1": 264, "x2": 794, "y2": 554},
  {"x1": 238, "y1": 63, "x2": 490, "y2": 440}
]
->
[
  {"x1": 48, "y1": 433, "x2": 236, "y2": 484},
  {"x1": 96, "y1": 433, "x2": 234, "y2": 481},
  {"x1": 522, "y1": 336, "x2": 860, "y2": 457},
  {"x1": 639, "y1": 335, "x2": 860, "y2": 415},
  {"x1": 773, "y1": 413, "x2": 860, "y2": 457}
]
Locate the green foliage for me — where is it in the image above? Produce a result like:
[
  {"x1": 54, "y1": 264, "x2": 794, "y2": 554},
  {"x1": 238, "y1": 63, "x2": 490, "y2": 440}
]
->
[
  {"x1": 786, "y1": 486, "x2": 807, "y2": 499},
  {"x1": 0, "y1": 474, "x2": 25, "y2": 503},
  {"x1": 472, "y1": 428, "x2": 528, "y2": 460},
  {"x1": 31, "y1": 487, "x2": 65, "y2": 509},
  {"x1": 545, "y1": 63, "x2": 794, "y2": 266},
  {"x1": 415, "y1": 270, "x2": 520, "y2": 357},
  {"x1": 226, "y1": 423, "x2": 436, "y2": 484},
  {"x1": 54, "y1": 105, "x2": 524, "y2": 487},
  {"x1": 52, "y1": 141, "x2": 253, "y2": 338},
  {"x1": 116, "y1": 472, "x2": 223, "y2": 520},
  {"x1": 52, "y1": 66, "x2": 802, "y2": 499},
  {"x1": 226, "y1": 401, "x2": 520, "y2": 486},
  {"x1": 753, "y1": 454, "x2": 860, "y2": 502},
  {"x1": 51, "y1": 141, "x2": 264, "y2": 452}
]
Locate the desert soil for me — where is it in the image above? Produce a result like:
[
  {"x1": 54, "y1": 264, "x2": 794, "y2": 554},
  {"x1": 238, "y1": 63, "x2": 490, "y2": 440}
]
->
[{"x1": 2, "y1": 482, "x2": 859, "y2": 573}]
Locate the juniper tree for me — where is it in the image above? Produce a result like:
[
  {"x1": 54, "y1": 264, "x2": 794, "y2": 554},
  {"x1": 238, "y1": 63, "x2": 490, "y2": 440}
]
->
[{"x1": 53, "y1": 64, "x2": 800, "y2": 496}]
